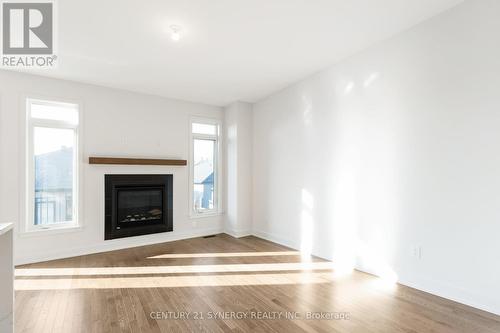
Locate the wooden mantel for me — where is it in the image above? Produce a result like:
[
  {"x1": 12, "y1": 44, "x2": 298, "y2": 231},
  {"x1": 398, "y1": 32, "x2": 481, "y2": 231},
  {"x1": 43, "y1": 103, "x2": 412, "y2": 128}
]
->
[{"x1": 89, "y1": 157, "x2": 187, "y2": 166}]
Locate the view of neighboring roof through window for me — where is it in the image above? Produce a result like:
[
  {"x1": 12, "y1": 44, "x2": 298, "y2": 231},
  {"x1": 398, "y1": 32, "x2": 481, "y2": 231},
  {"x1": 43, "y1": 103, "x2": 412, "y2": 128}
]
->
[
  {"x1": 27, "y1": 99, "x2": 80, "y2": 231},
  {"x1": 191, "y1": 120, "x2": 220, "y2": 215}
]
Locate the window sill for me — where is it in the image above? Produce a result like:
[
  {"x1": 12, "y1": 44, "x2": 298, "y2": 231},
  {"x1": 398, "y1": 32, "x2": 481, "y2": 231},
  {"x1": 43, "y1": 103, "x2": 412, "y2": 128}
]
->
[
  {"x1": 189, "y1": 211, "x2": 224, "y2": 219},
  {"x1": 20, "y1": 224, "x2": 83, "y2": 237}
]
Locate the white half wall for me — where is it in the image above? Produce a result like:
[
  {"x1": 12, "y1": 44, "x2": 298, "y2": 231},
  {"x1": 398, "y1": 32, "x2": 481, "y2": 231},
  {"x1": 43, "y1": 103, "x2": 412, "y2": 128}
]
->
[
  {"x1": 0, "y1": 70, "x2": 224, "y2": 265},
  {"x1": 224, "y1": 102, "x2": 252, "y2": 237},
  {"x1": 252, "y1": 0, "x2": 500, "y2": 315}
]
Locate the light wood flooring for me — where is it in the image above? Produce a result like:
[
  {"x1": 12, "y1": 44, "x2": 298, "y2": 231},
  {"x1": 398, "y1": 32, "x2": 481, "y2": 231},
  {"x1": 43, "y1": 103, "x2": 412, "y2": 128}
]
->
[{"x1": 14, "y1": 234, "x2": 500, "y2": 333}]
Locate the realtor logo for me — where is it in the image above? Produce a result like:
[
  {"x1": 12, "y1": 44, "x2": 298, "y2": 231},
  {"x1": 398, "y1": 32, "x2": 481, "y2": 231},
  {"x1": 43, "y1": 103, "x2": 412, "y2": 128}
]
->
[{"x1": 1, "y1": 1, "x2": 56, "y2": 67}]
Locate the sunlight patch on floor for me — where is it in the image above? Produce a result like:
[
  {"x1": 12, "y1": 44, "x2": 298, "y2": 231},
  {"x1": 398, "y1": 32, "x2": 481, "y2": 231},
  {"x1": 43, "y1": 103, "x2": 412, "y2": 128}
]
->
[
  {"x1": 15, "y1": 261, "x2": 334, "y2": 277},
  {"x1": 14, "y1": 272, "x2": 334, "y2": 290},
  {"x1": 146, "y1": 251, "x2": 300, "y2": 259}
]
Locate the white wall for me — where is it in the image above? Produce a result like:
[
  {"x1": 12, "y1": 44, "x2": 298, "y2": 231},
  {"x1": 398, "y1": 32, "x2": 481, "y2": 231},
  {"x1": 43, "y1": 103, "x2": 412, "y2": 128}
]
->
[
  {"x1": 252, "y1": 0, "x2": 500, "y2": 315},
  {"x1": 0, "y1": 70, "x2": 224, "y2": 265},
  {"x1": 224, "y1": 102, "x2": 252, "y2": 237}
]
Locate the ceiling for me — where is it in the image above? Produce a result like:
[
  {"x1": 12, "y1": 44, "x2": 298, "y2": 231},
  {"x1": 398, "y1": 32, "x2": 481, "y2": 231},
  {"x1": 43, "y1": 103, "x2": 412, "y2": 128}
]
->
[{"x1": 15, "y1": 0, "x2": 463, "y2": 106}]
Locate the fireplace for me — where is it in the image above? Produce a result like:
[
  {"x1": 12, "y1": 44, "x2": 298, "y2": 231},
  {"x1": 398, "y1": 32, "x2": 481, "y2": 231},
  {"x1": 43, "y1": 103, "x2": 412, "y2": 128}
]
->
[{"x1": 105, "y1": 174, "x2": 173, "y2": 240}]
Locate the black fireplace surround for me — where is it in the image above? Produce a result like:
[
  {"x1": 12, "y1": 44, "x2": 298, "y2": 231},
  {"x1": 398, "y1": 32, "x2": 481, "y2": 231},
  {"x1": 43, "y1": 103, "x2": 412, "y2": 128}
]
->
[{"x1": 105, "y1": 174, "x2": 173, "y2": 240}]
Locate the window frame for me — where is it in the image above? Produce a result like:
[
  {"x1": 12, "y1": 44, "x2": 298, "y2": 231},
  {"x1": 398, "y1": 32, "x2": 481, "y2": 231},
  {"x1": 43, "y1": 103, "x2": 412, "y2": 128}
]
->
[
  {"x1": 25, "y1": 98, "x2": 81, "y2": 232},
  {"x1": 189, "y1": 117, "x2": 222, "y2": 218}
]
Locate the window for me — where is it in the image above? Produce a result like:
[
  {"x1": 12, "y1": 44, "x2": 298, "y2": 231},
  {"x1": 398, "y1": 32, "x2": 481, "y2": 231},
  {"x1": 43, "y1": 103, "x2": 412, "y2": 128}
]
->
[
  {"x1": 190, "y1": 118, "x2": 221, "y2": 216},
  {"x1": 26, "y1": 99, "x2": 80, "y2": 231}
]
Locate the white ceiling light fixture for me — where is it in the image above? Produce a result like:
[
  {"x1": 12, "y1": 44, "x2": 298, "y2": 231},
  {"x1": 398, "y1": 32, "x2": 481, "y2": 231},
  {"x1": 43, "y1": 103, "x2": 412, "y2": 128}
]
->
[
  {"x1": 170, "y1": 25, "x2": 182, "y2": 42},
  {"x1": 19, "y1": 1, "x2": 464, "y2": 106}
]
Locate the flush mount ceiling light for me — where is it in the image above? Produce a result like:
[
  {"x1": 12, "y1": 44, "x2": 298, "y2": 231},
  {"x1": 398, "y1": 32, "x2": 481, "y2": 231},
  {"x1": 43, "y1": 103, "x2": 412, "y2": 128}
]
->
[{"x1": 169, "y1": 25, "x2": 182, "y2": 42}]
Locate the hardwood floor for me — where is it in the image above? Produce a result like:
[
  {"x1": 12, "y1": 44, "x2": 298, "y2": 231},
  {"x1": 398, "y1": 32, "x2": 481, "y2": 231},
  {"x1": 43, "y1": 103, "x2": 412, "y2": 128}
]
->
[{"x1": 14, "y1": 234, "x2": 500, "y2": 333}]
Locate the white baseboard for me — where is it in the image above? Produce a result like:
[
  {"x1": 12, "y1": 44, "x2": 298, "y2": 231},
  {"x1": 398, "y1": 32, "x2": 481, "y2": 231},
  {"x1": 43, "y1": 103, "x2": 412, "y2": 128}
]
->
[
  {"x1": 15, "y1": 227, "x2": 223, "y2": 265},
  {"x1": 224, "y1": 227, "x2": 252, "y2": 238},
  {"x1": 251, "y1": 228, "x2": 500, "y2": 316},
  {"x1": 395, "y1": 273, "x2": 500, "y2": 316},
  {"x1": 252, "y1": 229, "x2": 299, "y2": 250}
]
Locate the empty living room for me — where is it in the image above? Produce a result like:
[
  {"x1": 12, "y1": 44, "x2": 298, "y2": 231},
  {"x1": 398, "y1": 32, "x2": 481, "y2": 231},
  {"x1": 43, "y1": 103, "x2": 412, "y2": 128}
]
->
[{"x1": 1, "y1": 0, "x2": 500, "y2": 332}]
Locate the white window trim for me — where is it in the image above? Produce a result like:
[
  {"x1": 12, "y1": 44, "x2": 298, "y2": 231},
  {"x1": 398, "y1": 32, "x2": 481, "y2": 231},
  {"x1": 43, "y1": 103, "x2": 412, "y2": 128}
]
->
[
  {"x1": 189, "y1": 116, "x2": 223, "y2": 218},
  {"x1": 24, "y1": 98, "x2": 82, "y2": 233}
]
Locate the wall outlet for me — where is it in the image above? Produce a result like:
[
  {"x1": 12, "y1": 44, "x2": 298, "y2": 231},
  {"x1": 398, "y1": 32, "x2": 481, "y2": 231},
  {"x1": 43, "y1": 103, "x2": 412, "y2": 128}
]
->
[{"x1": 412, "y1": 246, "x2": 422, "y2": 259}]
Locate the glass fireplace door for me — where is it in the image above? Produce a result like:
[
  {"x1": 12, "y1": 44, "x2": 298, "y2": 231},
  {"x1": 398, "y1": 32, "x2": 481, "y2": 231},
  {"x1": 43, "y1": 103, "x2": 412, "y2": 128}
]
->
[{"x1": 116, "y1": 187, "x2": 163, "y2": 227}]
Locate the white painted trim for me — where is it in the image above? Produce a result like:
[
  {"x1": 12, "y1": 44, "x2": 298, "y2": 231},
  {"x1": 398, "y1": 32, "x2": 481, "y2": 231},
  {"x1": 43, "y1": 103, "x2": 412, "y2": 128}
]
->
[
  {"x1": 22, "y1": 97, "x2": 84, "y2": 234},
  {"x1": 224, "y1": 227, "x2": 251, "y2": 238},
  {"x1": 251, "y1": 228, "x2": 500, "y2": 316},
  {"x1": 18, "y1": 224, "x2": 84, "y2": 237},
  {"x1": 15, "y1": 226, "x2": 223, "y2": 265},
  {"x1": 0, "y1": 223, "x2": 13, "y2": 236},
  {"x1": 252, "y1": 229, "x2": 299, "y2": 250},
  {"x1": 395, "y1": 273, "x2": 500, "y2": 316},
  {"x1": 188, "y1": 116, "x2": 223, "y2": 218},
  {"x1": 189, "y1": 211, "x2": 223, "y2": 220}
]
